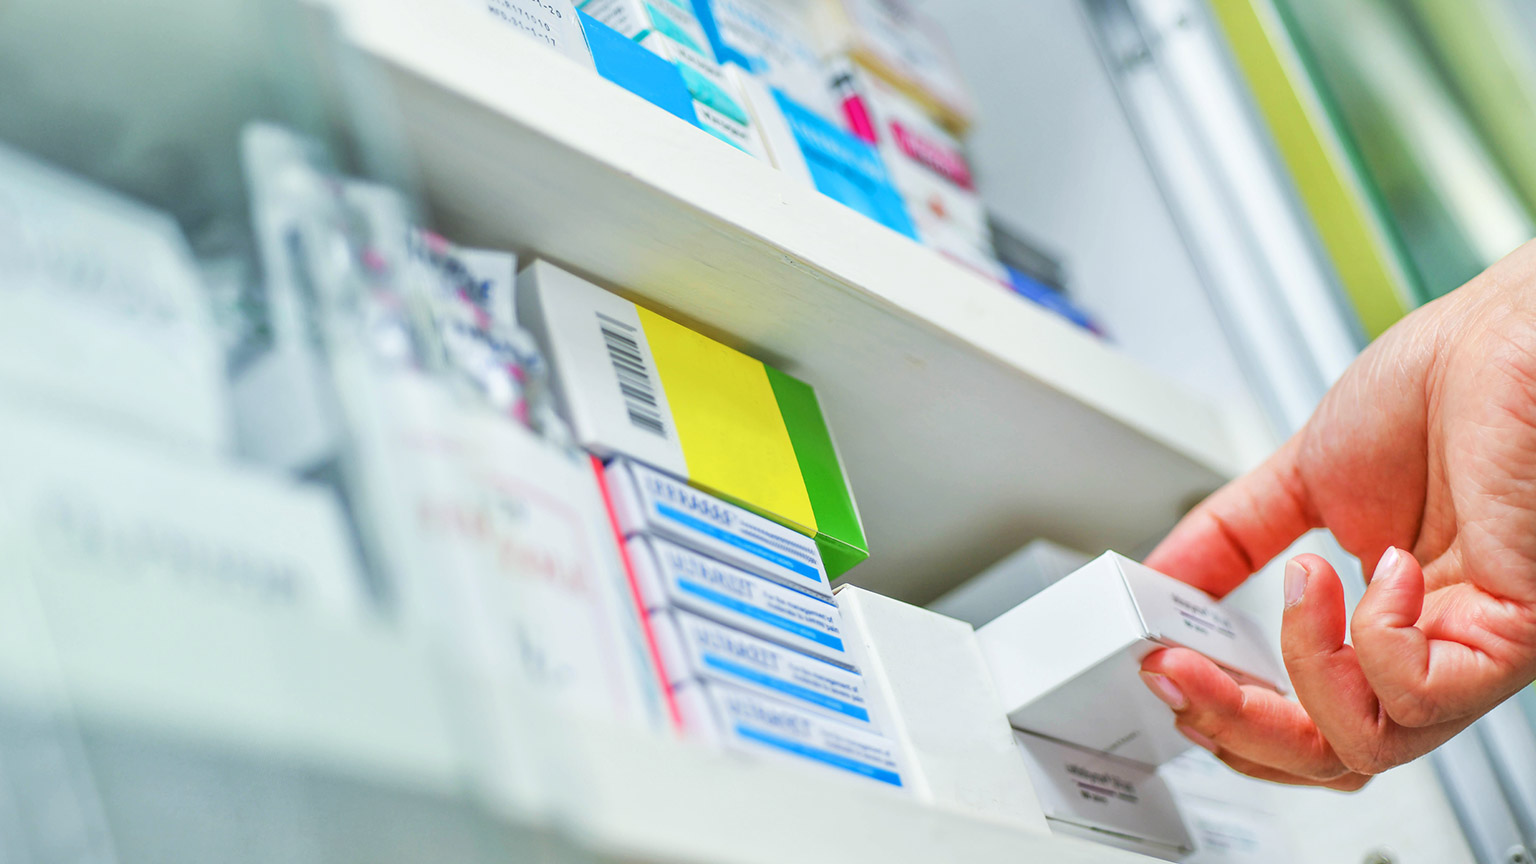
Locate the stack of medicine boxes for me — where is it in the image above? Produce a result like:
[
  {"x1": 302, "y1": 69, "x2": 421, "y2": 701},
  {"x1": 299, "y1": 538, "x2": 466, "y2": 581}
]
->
[
  {"x1": 515, "y1": 259, "x2": 905, "y2": 789},
  {"x1": 577, "y1": 0, "x2": 768, "y2": 160}
]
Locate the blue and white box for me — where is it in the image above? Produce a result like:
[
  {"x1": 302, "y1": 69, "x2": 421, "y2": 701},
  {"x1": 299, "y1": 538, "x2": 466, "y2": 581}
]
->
[
  {"x1": 653, "y1": 608, "x2": 872, "y2": 726},
  {"x1": 607, "y1": 458, "x2": 833, "y2": 600},
  {"x1": 628, "y1": 536, "x2": 850, "y2": 666},
  {"x1": 678, "y1": 680, "x2": 905, "y2": 788}
]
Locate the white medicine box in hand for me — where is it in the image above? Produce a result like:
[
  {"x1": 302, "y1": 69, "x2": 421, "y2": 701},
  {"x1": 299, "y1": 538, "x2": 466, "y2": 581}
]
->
[{"x1": 976, "y1": 552, "x2": 1287, "y2": 767}]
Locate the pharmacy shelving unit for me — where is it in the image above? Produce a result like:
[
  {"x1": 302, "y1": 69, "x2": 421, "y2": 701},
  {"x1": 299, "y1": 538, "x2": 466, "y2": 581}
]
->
[
  {"x1": 324, "y1": 0, "x2": 1259, "y2": 607},
  {"x1": 2, "y1": 572, "x2": 1163, "y2": 864}
]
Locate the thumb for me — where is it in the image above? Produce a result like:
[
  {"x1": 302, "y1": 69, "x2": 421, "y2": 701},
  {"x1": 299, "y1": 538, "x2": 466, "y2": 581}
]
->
[{"x1": 1350, "y1": 548, "x2": 1451, "y2": 728}]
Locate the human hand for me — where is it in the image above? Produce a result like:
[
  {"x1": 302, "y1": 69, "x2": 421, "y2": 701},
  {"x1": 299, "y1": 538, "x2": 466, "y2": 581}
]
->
[{"x1": 1138, "y1": 241, "x2": 1536, "y2": 789}]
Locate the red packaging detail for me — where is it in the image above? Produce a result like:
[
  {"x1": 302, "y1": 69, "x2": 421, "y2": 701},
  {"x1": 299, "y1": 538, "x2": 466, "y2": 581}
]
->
[
  {"x1": 590, "y1": 454, "x2": 683, "y2": 730},
  {"x1": 840, "y1": 94, "x2": 880, "y2": 145},
  {"x1": 891, "y1": 121, "x2": 975, "y2": 190}
]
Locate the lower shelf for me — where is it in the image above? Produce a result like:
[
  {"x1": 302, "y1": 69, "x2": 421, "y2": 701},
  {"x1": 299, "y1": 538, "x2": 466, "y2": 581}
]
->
[{"x1": 0, "y1": 574, "x2": 1163, "y2": 864}]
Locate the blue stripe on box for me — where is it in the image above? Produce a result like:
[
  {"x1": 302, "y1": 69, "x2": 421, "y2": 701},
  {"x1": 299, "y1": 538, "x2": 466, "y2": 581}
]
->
[
  {"x1": 734, "y1": 726, "x2": 903, "y2": 786},
  {"x1": 701, "y1": 654, "x2": 869, "y2": 722},
  {"x1": 654, "y1": 502, "x2": 822, "y2": 584},
  {"x1": 675, "y1": 579, "x2": 844, "y2": 650}
]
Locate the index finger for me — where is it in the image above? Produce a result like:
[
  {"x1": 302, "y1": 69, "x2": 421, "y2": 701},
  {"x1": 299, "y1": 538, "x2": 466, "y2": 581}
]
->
[{"x1": 1146, "y1": 435, "x2": 1319, "y2": 597}]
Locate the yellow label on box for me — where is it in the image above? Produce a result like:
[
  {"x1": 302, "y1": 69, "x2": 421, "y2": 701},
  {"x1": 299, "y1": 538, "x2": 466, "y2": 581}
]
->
[{"x1": 637, "y1": 308, "x2": 817, "y2": 534}]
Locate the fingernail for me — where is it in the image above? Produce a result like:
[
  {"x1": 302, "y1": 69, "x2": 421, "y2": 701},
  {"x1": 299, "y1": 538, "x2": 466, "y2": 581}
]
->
[
  {"x1": 1178, "y1": 724, "x2": 1220, "y2": 754},
  {"x1": 1141, "y1": 671, "x2": 1188, "y2": 710},
  {"x1": 1374, "y1": 547, "x2": 1402, "y2": 582},
  {"x1": 1284, "y1": 558, "x2": 1308, "y2": 608}
]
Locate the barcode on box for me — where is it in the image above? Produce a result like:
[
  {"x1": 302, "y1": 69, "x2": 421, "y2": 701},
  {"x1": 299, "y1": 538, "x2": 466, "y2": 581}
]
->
[{"x1": 597, "y1": 312, "x2": 667, "y2": 438}]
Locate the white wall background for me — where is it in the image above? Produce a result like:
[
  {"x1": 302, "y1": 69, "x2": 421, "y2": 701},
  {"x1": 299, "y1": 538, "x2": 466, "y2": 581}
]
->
[{"x1": 919, "y1": 0, "x2": 1258, "y2": 410}]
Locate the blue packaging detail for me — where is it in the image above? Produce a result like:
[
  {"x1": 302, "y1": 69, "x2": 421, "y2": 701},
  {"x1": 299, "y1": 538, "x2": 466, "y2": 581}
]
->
[
  {"x1": 688, "y1": 0, "x2": 757, "y2": 70},
  {"x1": 628, "y1": 536, "x2": 852, "y2": 667},
  {"x1": 655, "y1": 609, "x2": 872, "y2": 725},
  {"x1": 607, "y1": 459, "x2": 832, "y2": 599},
  {"x1": 1005, "y1": 266, "x2": 1105, "y2": 337},
  {"x1": 683, "y1": 681, "x2": 905, "y2": 787},
  {"x1": 773, "y1": 92, "x2": 918, "y2": 239},
  {"x1": 581, "y1": 12, "x2": 701, "y2": 126}
]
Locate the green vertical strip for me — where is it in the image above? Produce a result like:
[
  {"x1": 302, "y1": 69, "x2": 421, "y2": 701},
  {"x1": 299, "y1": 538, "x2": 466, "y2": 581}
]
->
[
  {"x1": 1208, "y1": 0, "x2": 1414, "y2": 338},
  {"x1": 764, "y1": 366, "x2": 869, "y2": 578},
  {"x1": 1403, "y1": 0, "x2": 1536, "y2": 223}
]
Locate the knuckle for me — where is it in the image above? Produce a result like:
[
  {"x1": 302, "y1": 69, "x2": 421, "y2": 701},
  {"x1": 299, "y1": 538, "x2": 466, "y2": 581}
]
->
[
  {"x1": 1380, "y1": 689, "x2": 1441, "y2": 728},
  {"x1": 1336, "y1": 738, "x2": 1402, "y2": 776}
]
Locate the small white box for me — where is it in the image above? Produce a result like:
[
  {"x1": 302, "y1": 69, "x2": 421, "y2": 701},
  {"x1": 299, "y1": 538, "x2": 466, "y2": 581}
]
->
[
  {"x1": 0, "y1": 143, "x2": 230, "y2": 457},
  {"x1": 606, "y1": 458, "x2": 833, "y2": 600},
  {"x1": 651, "y1": 609, "x2": 872, "y2": 726},
  {"x1": 977, "y1": 552, "x2": 1286, "y2": 766},
  {"x1": 835, "y1": 586, "x2": 1048, "y2": 834},
  {"x1": 1014, "y1": 730, "x2": 1194, "y2": 859},
  {"x1": 628, "y1": 536, "x2": 851, "y2": 667},
  {"x1": 929, "y1": 539, "x2": 1092, "y2": 628},
  {"x1": 677, "y1": 680, "x2": 905, "y2": 789},
  {"x1": 476, "y1": 0, "x2": 595, "y2": 68}
]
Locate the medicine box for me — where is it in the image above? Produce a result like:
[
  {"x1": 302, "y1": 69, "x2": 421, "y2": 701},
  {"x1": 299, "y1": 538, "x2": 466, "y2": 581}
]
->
[
  {"x1": 835, "y1": 586, "x2": 1048, "y2": 833},
  {"x1": 1014, "y1": 730, "x2": 1194, "y2": 858},
  {"x1": 581, "y1": 12, "x2": 701, "y2": 125},
  {"x1": 578, "y1": 0, "x2": 767, "y2": 159},
  {"x1": 725, "y1": 64, "x2": 817, "y2": 187},
  {"x1": 695, "y1": 0, "x2": 839, "y2": 118},
  {"x1": 812, "y1": 0, "x2": 974, "y2": 134},
  {"x1": 832, "y1": 61, "x2": 1003, "y2": 283},
  {"x1": 772, "y1": 90, "x2": 917, "y2": 239},
  {"x1": 651, "y1": 608, "x2": 872, "y2": 726},
  {"x1": 976, "y1": 552, "x2": 1287, "y2": 767},
  {"x1": 0, "y1": 143, "x2": 230, "y2": 458},
  {"x1": 627, "y1": 536, "x2": 851, "y2": 666},
  {"x1": 677, "y1": 679, "x2": 904, "y2": 788},
  {"x1": 0, "y1": 399, "x2": 367, "y2": 624},
  {"x1": 517, "y1": 260, "x2": 868, "y2": 576},
  {"x1": 476, "y1": 0, "x2": 595, "y2": 68},
  {"x1": 607, "y1": 459, "x2": 833, "y2": 600}
]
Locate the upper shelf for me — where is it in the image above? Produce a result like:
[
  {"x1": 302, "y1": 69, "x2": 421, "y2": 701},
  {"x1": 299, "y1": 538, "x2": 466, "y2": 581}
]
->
[{"x1": 327, "y1": 0, "x2": 1247, "y2": 603}]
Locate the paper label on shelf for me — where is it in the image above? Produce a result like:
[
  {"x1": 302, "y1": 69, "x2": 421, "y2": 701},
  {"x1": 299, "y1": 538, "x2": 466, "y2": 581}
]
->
[
  {"x1": 661, "y1": 609, "x2": 871, "y2": 725},
  {"x1": 478, "y1": 0, "x2": 596, "y2": 68},
  {"x1": 690, "y1": 680, "x2": 904, "y2": 787},
  {"x1": 607, "y1": 459, "x2": 831, "y2": 599},
  {"x1": 0, "y1": 143, "x2": 230, "y2": 456},
  {"x1": 629, "y1": 536, "x2": 849, "y2": 666}
]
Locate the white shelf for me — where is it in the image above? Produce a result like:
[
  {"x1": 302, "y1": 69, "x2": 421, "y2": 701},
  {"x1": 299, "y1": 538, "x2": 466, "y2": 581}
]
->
[
  {"x1": 328, "y1": 0, "x2": 1247, "y2": 602},
  {"x1": 558, "y1": 716, "x2": 1165, "y2": 864},
  {"x1": 0, "y1": 577, "x2": 1164, "y2": 864}
]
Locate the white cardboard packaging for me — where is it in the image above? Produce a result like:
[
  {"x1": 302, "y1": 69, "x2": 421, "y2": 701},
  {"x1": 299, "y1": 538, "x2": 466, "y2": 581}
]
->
[
  {"x1": 976, "y1": 552, "x2": 1287, "y2": 766},
  {"x1": 677, "y1": 679, "x2": 905, "y2": 788},
  {"x1": 724, "y1": 63, "x2": 817, "y2": 187},
  {"x1": 0, "y1": 143, "x2": 230, "y2": 457},
  {"x1": 929, "y1": 539, "x2": 1092, "y2": 628},
  {"x1": 1014, "y1": 730, "x2": 1194, "y2": 858},
  {"x1": 628, "y1": 536, "x2": 851, "y2": 666},
  {"x1": 579, "y1": 0, "x2": 768, "y2": 159},
  {"x1": 606, "y1": 458, "x2": 833, "y2": 600},
  {"x1": 651, "y1": 608, "x2": 872, "y2": 726},
  {"x1": 835, "y1": 586, "x2": 1048, "y2": 833},
  {"x1": 475, "y1": 0, "x2": 595, "y2": 68},
  {"x1": 0, "y1": 399, "x2": 366, "y2": 624}
]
